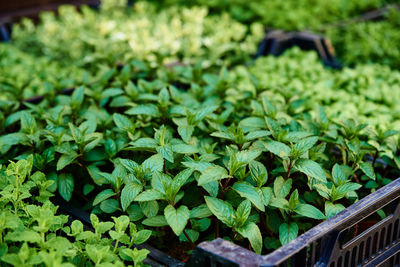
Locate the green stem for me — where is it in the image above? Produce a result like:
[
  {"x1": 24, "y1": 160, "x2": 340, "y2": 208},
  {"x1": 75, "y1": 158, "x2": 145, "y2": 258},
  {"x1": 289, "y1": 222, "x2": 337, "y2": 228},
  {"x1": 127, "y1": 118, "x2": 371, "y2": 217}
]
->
[{"x1": 286, "y1": 159, "x2": 293, "y2": 179}]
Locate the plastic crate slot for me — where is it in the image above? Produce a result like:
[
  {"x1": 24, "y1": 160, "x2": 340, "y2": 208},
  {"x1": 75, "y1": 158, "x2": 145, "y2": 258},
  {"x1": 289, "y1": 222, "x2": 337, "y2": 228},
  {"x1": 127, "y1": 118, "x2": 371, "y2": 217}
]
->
[
  {"x1": 372, "y1": 231, "x2": 378, "y2": 256},
  {"x1": 386, "y1": 223, "x2": 393, "y2": 248},
  {"x1": 351, "y1": 246, "x2": 357, "y2": 267},
  {"x1": 358, "y1": 241, "x2": 365, "y2": 265},
  {"x1": 365, "y1": 236, "x2": 371, "y2": 262},
  {"x1": 379, "y1": 227, "x2": 386, "y2": 252},
  {"x1": 344, "y1": 251, "x2": 350, "y2": 266},
  {"x1": 337, "y1": 256, "x2": 343, "y2": 267}
]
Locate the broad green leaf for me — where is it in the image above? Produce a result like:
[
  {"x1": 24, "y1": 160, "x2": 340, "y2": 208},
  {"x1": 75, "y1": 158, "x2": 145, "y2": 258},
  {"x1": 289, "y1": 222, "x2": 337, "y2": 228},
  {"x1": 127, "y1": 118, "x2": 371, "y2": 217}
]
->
[
  {"x1": 295, "y1": 204, "x2": 325, "y2": 220},
  {"x1": 294, "y1": 159, "x2": 327, "y2": 183},
  {"x1": 157, "y1": 144, "x2": 174, "y2": 163},
  {"x1": 234, "y1": 199, "x2": 251, "y2": 228},
  {"x1": 113, "y1": 113, "x2": 134, "y2": 131},
  {"x1": 279, "y1": 222, "x2": 298, "y2": 245},
  {"x1": 359, "y1": 162, "x2": 376, "y2": 180},
  {"x1": 263, "y1": 140, "x2": 290, "y2": 158},
  {"x1": 100, "y1": 199, "x2": 120, "y2": 213},
  {"x1": 178, "y1": 125, "x2": 194, "y2": 143},
  {"x1": 125, "y1": 104, "x2": 161, "y2": 117},
  {"x1": 141, "y1": 154, "x2": 164, "y2": 174},
  {"x1": 198, "y1": 165, "x2": 230, "y2": 186},
  {"x1": 273, "y1": 177, "x2": 292, "y2": 198},
  {"x1": 332, "y1": 164, "x2": 347, "y2": 185},
  {"x1": 190, "y1": 204, "x2": 212, "y2": 219},
  {"x1": 325, "y1": 202, "x2": 345, "y2": 218},
  {"x1": 142, "y1": 216, "x2": 168, "y2": 227},
  {"x1": 56, "y1": 153, "x2": 78, "y2": 171},
  {"x1": 58, "y1": 173, "x2": 74, "y2": 202},
  {"x1": 134, "y1": 189, "x2": 164, "y2": 202},
  {"x1": 172, "y1": 144, "x2": 199, "y2": 154},
  {"x1": 121, "y1": 183, "x2": 142, "y2": 211},
  {"x1": 164, "y1": 205, "x2": 190, "y2": 236},
  {"x1": 236, "y1": 222, "x2": 263, "y2": 254},
  {"x1": 249, "y1": 161, "x2": 268, "y2": 187},
  {"x1": 232, "y1": 182, "x2": 265, "y2": 211},
  {"x1": 204, "y1": 196, "x2": 235, "y2": 227},
  {"x1": 93, "y1": 189, "x2": 116, "y2": 206}
]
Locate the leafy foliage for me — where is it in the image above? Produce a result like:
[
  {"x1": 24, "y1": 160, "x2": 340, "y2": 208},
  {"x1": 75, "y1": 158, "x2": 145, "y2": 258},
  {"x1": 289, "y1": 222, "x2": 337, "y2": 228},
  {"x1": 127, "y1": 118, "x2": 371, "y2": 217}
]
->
[
  {"x1": 1, "y1": 47, "x2": 399, "y2": 257},
  {"x1": 0, "y1": 157, "x2": 151, "y2": 266}
]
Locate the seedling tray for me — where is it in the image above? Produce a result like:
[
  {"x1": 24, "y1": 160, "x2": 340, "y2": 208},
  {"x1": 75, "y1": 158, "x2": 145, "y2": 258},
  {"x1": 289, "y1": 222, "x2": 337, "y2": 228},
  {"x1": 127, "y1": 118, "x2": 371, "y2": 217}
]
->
[
  {"x1": 185, "y1": 177, "x2": 400, "y2": 267},
  {"x1": 256, "y1": 30, "x2": 342, "y2": 69}
]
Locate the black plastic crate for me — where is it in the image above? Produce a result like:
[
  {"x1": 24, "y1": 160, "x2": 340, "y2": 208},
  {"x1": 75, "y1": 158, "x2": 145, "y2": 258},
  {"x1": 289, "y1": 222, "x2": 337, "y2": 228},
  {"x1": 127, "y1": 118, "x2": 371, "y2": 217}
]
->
[
  {"x1": 185, "y1": 177, "x2": 400, "y2": 267},
  {"x1": 256, "y1": 30, "x2": 342, "y2": 69}
]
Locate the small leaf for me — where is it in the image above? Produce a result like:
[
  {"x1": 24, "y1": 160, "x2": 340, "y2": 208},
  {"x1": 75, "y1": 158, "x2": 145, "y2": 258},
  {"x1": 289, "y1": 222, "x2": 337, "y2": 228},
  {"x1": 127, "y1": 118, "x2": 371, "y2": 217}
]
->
[
  {"x1": 237, "y1": 222, "x2": 262, "y2": 254},
  {"x1": 294, "y1": 159, "x2": 327, "y2": 183},
  {"x1": 57, "y1": 153, "x2": 78, "y2": 171},
  {"x1": 263, "y1": 140, "x2": 290, "y2": 158},
  {"x1": 134, "y1": 189, "x2": 164, "y2": 202},
  {"x1": 295, "y1": 204, "x2": 325, "y2": 220},
  {"x1": 359, "y1": 162, "x2": 376, "y2": 180},
  {"x1": 126, "y1": 104, "x2": 161, "y2": 117},
  {"x1": 204, "y1": 196, "x2": 235, "y2": 227},
  {"x1": 93, "y1": 189, "x2": 116, "y2": 206},
  {"x1": 142, "y1": 216, "x2": 168, "y2": 227},
  {"x1": 100, "y1": 199, "x2": 120, "y2": 213},
  {"x1": 164, "y1": 205, "x2": 190, "y2": 236},
  {"x1": 198, "y1": 165, "x2": 230, "y2": 186},
  {"x1": 279, "y1": 222, "x2": 298, "y2": 245},
  {"x1": 232, "y1": 182, "x2": 265, "y2": 211},
  {"x1": 58, "y1": 173, "x2": 74, "y2": 202},
  {"x1": 121, "y1": 183, "x2": 142, "y2": 211}
]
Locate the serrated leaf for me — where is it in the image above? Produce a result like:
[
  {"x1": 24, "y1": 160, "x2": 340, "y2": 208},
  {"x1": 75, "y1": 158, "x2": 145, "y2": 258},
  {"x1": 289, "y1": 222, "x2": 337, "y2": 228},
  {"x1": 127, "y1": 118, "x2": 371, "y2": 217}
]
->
[
  {"x1": 359, "y1": 162, "x2": 376, "y2": 180},
  {"x1": 263, "y1": 140, "x2": 290, "y2": 158},
  {"x1": 121, "y1": 183, "x2": 142, "y2": 211},
  {"x1": 237, "y1": 222, "x2": 262, "y2": 254},
  {"x1": 58, "y1": 173, "x2": 74, "y2": 202},
  {"x1": 134, "y1": 189, "x2": 164, "y2": 202},
  {"x1": 93, "y1": 189, "x2": 116, "y2": 206},
  {"x1": 164, "y1": 205, "x2": 190, "y2": 236},
  {"x1": 232, "y1": 182, "x2": 265, "y2": 211},
  {"x1": 294, "y1": 159, "x2": 327, "y2": 183},
  {"x1": 100, "y1": 199, "x2": 120, "y2": 213},
  {"x1": 295, "y1": 204, "x2": 325, "y2": 220},
  {"x1": 198, "y1": 165, "x2": 229, "y2": 186},
  {"x1": 126, "y1": 104, "x2": 161, "y2": 117},
  {"x1": 142, "y1": 216, "x2": 168, "y2": 227},
  {"x1": 204, "y1": 196, "x2": 234, "y2": 227},
  {"x1": 279, "y1": 222, "x2": 298, "y2": 245}
]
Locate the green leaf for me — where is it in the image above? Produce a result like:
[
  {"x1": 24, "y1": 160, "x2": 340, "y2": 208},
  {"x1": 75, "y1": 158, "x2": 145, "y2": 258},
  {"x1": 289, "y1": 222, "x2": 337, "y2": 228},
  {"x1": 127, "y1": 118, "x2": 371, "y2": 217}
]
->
[
  {"x1": 336, "y1": 183, "x2": 362, "y2": 195},
  {"x1": 56, "y1": 153, "x2": 78, "y2": 171},
  {"x1": 58, "y1": 173, "x2": 74, "y2": 202},
  {"x1": 131, "y1": 138, "x2": 158, "y2": 149},
  {"x1": 190, "y1": 204, "x2": 212, "y2": 219},
  {"x1": 332, "y1": 164, "x2": 347, "y2": 185},
  {"x1": 359, "y1": 162, "x2": 376, "y2": 180},
  {"x1": 232, "y1": 182, "x2": 265, "y2": 211},
  {"x1": 126, "y1": 104, "x2": 161, "y2": 117},
  {"x1": 113, "y1": 113, "x2": 134, "y2": 131},
  {"x1": 198, "y1": 165, "x2": 230, "y2": 186},
  {"x1": 172, "y1": 144, "x2": 199, "y2": 154},
  {"x1": 325, "y1": 202, "x2": 345, "y2": 218},
  {"x1": 141, "y1": 154, "x2": 164, "y2": 174},
  {"x1": 156, "y1": 144, "x2": 174, "y2": 163},
  {"x1": 93, "y1": 189, "x2": 116, "y2": 206},
  {"x1": 234, "y1": 199, "x2": 251, "y2": 228},
  {"x1": 295, "y1": 204, "x2": 325, "y2": 220},
  {"x1": 164, "y1": 205, "x2": 190, "y2": 236},
  {"x1": 142, "y1": 216, "x2": 168, "y2": 227},
  {"x1": 294, "y1": 159, "x2": 327, "y2": 183},
  {"x1": 245, "y1": 130, "x2": 271, "y2": 141},
  {"x1": 273, "y1": 177, "x2": 292, "y2": 198},
  {"x1": 100, "y1": 199, "x2": 120, "y2": 213},
  {"x1": 249, "y1": 161, "x2": 268, "y2": 187},
  {"x1": 121, "y1": 183, "x2": 142, "y2": 211},
  {"x1": 279, "y1": 222, "x2": 298, "y2": 245},
  {"x1": 178, "y1": 125, "x2": 194, "y2": 143},
  {"x1": 263, "y1": 140, "x2": 290, "y2": 158},
  {"x1": 236, "y1": 222, "x2": 262, "y2": 254},
  {"x1": 204, "y1": 196, "x2": 235, "y2": 227},
  {"x1": 134, "y1": 189, "x2": 164, "y2": 202}
]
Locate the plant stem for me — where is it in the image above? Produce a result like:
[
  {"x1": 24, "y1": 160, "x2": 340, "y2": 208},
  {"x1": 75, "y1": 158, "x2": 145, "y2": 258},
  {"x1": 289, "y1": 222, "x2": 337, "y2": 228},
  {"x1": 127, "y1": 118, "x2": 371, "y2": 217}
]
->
[
  {"x1": 183, "y1": 230, "x2": 194, "y2": 245},
  {"x1": 372, "y1": 149, "x2": 378, "y2": 167},
  {"x1": 286, "y1": 159, "x2": 293, "y2": 179}
]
